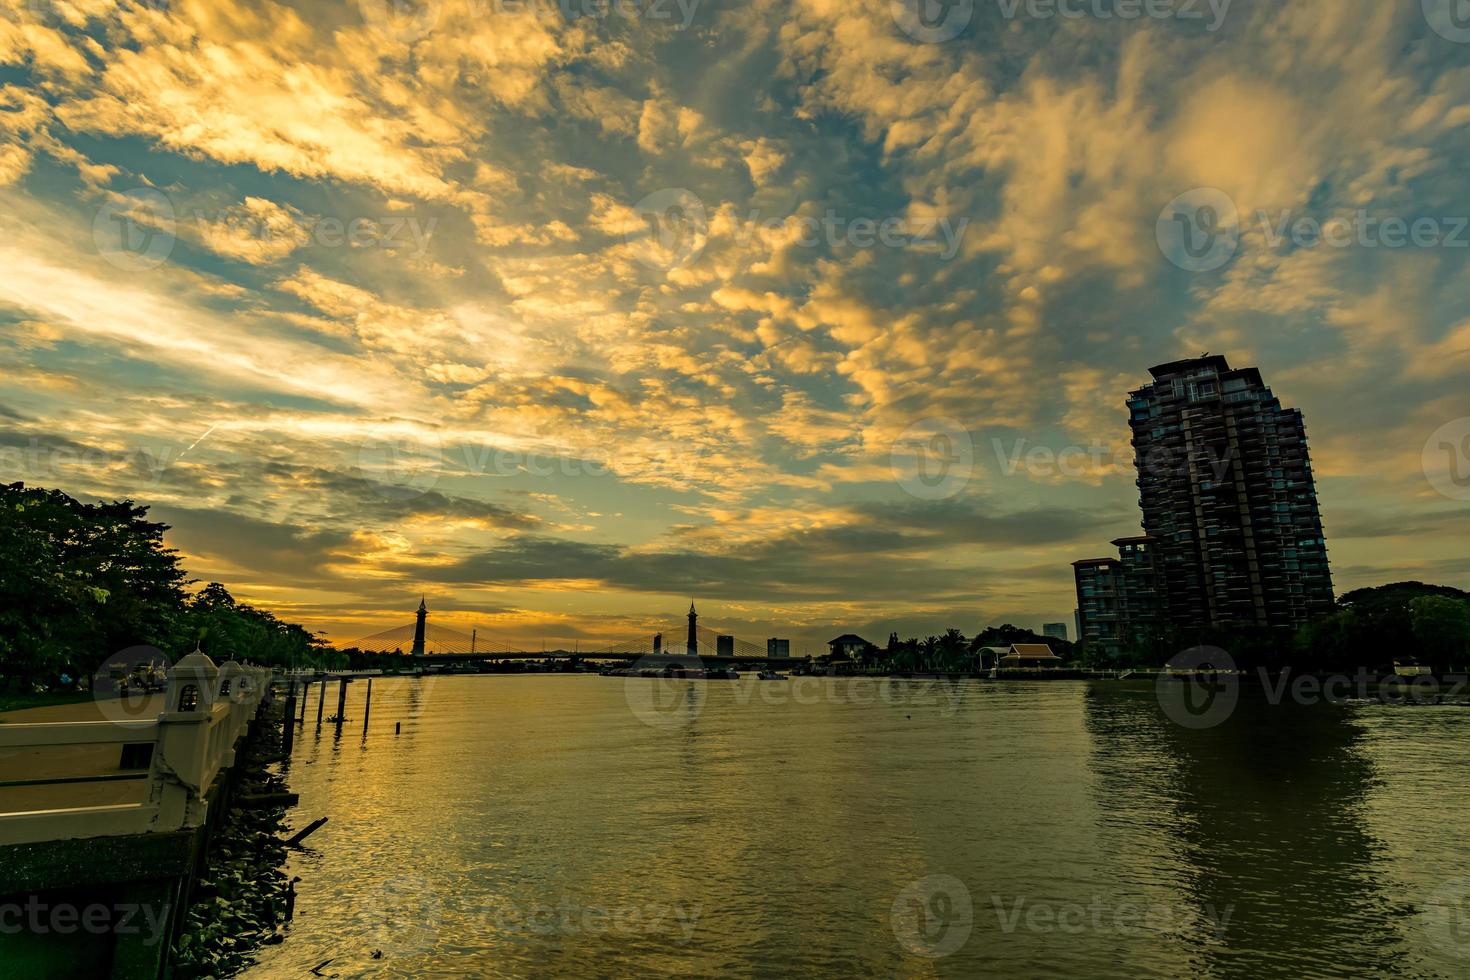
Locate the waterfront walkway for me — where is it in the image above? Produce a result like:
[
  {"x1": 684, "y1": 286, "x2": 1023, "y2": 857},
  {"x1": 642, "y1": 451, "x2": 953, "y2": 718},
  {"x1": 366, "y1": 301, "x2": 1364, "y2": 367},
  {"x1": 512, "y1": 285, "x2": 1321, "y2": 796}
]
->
[{"x1": 0, "y1": 694, "x2": 167, "y2": 814}]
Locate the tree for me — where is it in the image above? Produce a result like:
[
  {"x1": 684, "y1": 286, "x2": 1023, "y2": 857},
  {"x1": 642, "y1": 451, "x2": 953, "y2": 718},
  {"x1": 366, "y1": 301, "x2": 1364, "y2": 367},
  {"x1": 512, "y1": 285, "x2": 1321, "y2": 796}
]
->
[
  {"x1": 0, "y1": 483, "x2": 339, "y2": 689},
  {"x1": 1410, "y1": 596, "x2": 1470, "y2": 674}
]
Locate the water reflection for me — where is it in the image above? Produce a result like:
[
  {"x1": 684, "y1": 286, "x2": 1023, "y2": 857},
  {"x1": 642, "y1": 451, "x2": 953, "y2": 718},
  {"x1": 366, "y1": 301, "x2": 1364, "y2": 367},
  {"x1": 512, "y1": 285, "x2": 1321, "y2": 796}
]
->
[
  {"x1": 249, "y1": 677, "x2": 1470, "y2": 979},
  {"x1": 1085, "y1": 684, "x2": 1432, "y2": 978}
]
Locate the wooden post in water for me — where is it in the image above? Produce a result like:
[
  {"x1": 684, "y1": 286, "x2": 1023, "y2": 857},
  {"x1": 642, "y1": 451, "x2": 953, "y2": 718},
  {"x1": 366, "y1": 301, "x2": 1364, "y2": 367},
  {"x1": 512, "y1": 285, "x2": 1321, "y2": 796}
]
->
[
  {"x1": 362, "y1": 678, "x2": 373, "y2": 736},
  {"x1": 335, "y1": 678, "x2": 349, "y2": 732},
  {"x1": 282, "y1": 682, "x2": 297, "y2": 756},
  {"x1": 315, "y1": 678, "x2": 326, "y2": 732},
  {"x1": 298, "y1": 686, "x2": 307, "y2": 725}
]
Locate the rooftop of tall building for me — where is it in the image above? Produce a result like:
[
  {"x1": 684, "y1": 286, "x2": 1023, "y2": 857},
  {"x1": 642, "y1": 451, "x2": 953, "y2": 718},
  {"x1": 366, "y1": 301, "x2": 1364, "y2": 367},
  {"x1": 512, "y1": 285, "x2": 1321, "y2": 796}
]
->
[{"x1": 1148, "y1": 354, "x2": 1232, "y2": 379}]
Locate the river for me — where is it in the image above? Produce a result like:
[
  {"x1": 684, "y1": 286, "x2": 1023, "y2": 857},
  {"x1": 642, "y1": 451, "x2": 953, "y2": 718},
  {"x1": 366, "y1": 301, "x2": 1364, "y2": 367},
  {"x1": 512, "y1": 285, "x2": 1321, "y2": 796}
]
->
[{"x1": 246, "y1": 674, "x2": 1470, "y2": 978}]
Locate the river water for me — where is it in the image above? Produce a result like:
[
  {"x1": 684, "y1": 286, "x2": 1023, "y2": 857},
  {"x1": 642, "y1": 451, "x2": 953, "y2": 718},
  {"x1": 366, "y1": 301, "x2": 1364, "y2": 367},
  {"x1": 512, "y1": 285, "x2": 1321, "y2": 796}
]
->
[{"x1": 246, "y1": 674, "x2": 1470, "y2": 978}]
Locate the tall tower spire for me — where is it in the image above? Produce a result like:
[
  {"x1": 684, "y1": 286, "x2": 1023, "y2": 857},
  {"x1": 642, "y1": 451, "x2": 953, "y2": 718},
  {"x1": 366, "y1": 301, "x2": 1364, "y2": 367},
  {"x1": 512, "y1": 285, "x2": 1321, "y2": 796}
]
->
[
  {"x1": 412, "y1": 596, "x2": 428, "y2": 657},
  {"x1": 686, "y1": 602, "x2": 698, "y2": 657}
]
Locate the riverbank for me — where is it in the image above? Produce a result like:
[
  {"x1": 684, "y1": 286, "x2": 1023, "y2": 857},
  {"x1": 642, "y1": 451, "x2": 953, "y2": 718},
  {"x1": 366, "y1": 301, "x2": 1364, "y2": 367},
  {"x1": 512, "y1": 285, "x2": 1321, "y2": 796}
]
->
[
  {"x1": 171, "y1": 696, "x2": 296, "y2": 979},
  {"x1": 0, "y1": 663, "x2": 282, "y2": 977}
]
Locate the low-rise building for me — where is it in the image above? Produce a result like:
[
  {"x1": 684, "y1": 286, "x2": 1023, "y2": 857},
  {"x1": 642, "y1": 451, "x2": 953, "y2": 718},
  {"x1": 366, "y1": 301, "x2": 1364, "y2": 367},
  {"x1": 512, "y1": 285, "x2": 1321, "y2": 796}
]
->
[
  {"x1": 998, "y1": 644, "x2": 1064, "y2": 669},
  {"x1": 827, "y1": 634, "x2": 871, "y2": 660}
]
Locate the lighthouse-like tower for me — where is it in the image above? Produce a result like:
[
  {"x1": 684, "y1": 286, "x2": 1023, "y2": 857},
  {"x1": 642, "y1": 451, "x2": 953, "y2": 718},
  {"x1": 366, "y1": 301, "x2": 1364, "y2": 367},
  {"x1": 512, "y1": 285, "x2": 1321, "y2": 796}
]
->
[
  {"x1": 686, "y1": 602, "x2": 698, "y2": 657},
  {"x1": 412, "y1": 597, "x2": 428, "y2": 657}
]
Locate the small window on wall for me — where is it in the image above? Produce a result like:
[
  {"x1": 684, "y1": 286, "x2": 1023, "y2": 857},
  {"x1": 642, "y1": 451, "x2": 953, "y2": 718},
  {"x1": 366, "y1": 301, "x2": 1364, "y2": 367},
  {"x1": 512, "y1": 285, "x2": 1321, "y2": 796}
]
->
[{"x1": 178, "y1": 684, "x2": 199, "y2": 712}]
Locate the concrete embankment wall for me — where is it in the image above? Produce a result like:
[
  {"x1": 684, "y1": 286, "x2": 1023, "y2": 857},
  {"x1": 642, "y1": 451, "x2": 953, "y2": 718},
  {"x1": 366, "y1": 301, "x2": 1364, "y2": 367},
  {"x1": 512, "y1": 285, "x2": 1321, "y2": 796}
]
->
[{"x1": 0, "y1": 710, "x2": 265, "y2": 978}]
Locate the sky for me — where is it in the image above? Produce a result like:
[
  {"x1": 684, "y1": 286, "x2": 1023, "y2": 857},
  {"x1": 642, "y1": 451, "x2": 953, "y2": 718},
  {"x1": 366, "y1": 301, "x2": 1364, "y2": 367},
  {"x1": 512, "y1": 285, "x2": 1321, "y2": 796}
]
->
[{"x1": 0, "y1": 0, "x2": 1467, "y2": 652}]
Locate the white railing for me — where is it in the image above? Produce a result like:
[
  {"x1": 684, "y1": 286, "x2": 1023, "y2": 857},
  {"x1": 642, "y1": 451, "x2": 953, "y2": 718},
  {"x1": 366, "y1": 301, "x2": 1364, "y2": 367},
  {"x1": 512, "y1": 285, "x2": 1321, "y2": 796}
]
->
[{"x1": 0, "y1": 660, "x2": 273, "y2": 847}]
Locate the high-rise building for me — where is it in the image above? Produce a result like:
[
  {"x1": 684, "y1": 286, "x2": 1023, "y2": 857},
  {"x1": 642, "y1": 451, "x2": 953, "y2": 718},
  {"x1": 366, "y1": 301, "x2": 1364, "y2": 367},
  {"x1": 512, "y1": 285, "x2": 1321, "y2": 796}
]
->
[
  {"x1": 767, "y1": 638, "x2": 790, "y2": 659},
  {"x1": 716, "y1": 635, "x2": 735, "y2": 657},
  {"x1": 1042, "y1": 623, "x2": 1069, "y2": 642},
  {"x1": 1126, "y1": 355, "x2": 1333, "y2": 630},
  {"x1": 1073, "y1": 536, "x2": 1164, "y2": 655}
]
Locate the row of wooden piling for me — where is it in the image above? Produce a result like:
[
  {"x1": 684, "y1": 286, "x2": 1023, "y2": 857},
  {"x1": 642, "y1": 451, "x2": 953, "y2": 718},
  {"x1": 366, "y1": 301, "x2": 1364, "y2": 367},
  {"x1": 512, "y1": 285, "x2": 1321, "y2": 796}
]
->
[{"x1": 279, "y1": 676, "x2": 377, "y2": 756}]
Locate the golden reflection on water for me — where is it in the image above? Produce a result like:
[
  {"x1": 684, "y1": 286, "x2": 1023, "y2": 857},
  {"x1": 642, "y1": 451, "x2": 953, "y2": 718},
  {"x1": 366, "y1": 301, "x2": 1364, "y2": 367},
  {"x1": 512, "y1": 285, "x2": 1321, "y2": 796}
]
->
[{"x1": 247, "y1": 676, "x2": 1470, "y2": 979}]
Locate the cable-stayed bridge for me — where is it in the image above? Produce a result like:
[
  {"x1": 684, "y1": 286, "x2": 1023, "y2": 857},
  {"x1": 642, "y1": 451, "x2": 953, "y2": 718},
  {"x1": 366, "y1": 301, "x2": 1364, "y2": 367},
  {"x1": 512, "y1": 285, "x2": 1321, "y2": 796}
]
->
[{"x1": 344, "y1": 606, "x2": 797, "y2": 667}]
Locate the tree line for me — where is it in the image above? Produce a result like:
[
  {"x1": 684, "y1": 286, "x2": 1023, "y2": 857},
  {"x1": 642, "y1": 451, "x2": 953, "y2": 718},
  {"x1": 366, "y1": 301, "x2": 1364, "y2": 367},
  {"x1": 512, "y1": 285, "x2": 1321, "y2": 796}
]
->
[
  {"x1": 1091, "y1": 581, "x2": 1470, "y2": 674},
  {"x1": 0, "y1": 483, "x2": 343, "y2": 693}
]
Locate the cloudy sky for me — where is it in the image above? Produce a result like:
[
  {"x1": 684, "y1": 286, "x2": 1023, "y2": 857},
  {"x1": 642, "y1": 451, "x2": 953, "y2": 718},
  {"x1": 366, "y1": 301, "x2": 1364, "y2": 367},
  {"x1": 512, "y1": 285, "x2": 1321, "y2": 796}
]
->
[{"x1": 1, "y1": 0, "x2": 1467, "y2": 651}]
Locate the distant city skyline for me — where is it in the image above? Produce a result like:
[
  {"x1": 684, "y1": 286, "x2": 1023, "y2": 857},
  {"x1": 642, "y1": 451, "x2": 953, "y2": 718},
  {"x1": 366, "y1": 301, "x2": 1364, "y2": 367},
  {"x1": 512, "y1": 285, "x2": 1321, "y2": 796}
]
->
[{"x1": 0, "y1": 1, "x2": 1466, "y2": 650}]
